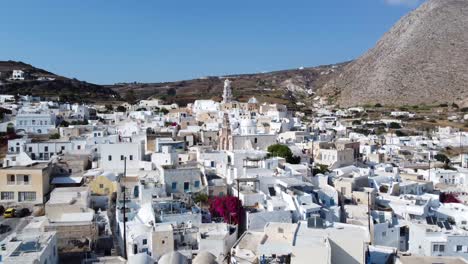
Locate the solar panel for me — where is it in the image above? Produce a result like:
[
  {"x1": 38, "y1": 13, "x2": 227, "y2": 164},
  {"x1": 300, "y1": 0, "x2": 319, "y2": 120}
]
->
[
  {"x1": 437, "y1": 222, "x2": 444, "y2": 228},
  {"x1": 426, "y1": 216, "x2": 437, "y2": 225},
  {"x1": 426, "y1": 216, "x2": 434, "y2": 225},
  {"x1": 443, "y1": 221, "x2": 452, "y2": 230}
]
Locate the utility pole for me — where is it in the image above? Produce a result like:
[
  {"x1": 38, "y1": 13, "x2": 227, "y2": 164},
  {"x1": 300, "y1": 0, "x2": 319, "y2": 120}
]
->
[
  {"x1": 367, "y1": 191, "x2": 372, "y2": 245},
  {"x1": 460, "y1": 131, "x2": 463, "y2": 166},
  {"x1": 122, "y1": 157, "x2": 127, "y2": 259},
  {"x1": 428, "y1": 154, "x2": 431, "y2": 181}
]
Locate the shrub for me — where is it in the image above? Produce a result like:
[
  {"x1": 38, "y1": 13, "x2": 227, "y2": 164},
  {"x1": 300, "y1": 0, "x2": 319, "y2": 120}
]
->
[
  {"x1": 395, "y1": 130, "x2": 407, "y2": 137},
  {"x1": 379, "y1": 185, "x2": 389, "y2": 193},
  {"x1": 116, "y1": 106, "x2": 127, "y2": 112},
  {"x1": 194, "y1": 193, "x2": 209, "y2": 205},
  {"x1": 60, "y1": 120, "x2": 70, "y2": 127},
  {"x1": 388, "y1": 122, "x2": 402, "y2": 129},
  {"x1": 105, "y1": 104, "x2": 113, "y2": 111},
  {"x1": 312, "y1": 164, "x2": 329, "y2": 175},
  {"x1": 167, "y1": 88, "x2": 177, "y2": 96},
  {"x1": 49, "y1": 133, "x2": 60, "y2": 139}
]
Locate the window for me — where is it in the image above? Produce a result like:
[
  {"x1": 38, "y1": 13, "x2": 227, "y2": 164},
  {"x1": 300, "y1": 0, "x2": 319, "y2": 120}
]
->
[
  {"x1": 28, "y1": 147, "x2": 32, "y2": 152},
  {"x1": 433, "y1": 244, "x2": 445, "y2": 252},
  {"x1": 254, "y1": 137, "x2": 258, "y2": 144},
  {"x1": 18, "y1": 192, "x2": 36, "y2": 202},
  {"x1": 171, "y1": 182, "x2": 177, "y2": 191},
  {"x1": 456, "y1": 245, "x2": 463, "y2": 252},
  {"x1": 99, "y1": 184, "x2": 104, "y2": 189},
  {"x1": 1, "y1": 192, "x2": 14, "y2": 200},
  {"x1": 108, "y1": 155, "x2": 112, "y2": 161},
  {"x1": 194, "y1": 181, "x2": 200, "y2": 188},
  {"x1": 382, "y1": 231, "x2": 386, "y2": 237},
  {"x1": 184, "y1": 182, "x2": 190, "y2": 192},
  {"x1": 77, "y1": 145, "x2": 81, "y2": 150},
  {"x1": 44, "y1": 146, "x2": 49, "y2": 152},
  {"x1": 7, "y1": 174, "x2": 15, "y2": 185},
  {"x1": 23, "y1": 175, "x2": 29, "y2": 185},
  {"x1": 121, "y1": 155, "x2": 124, "y2": 161},
  {"x1": 129, "y1": 155, "x2": 133, "y2": 161},
  {"x1": 61, "y1": 146, "x2": 65, "y2": 151},
  {"x1": 142, "y1": 239, "x2": 147, "y2": 245}
]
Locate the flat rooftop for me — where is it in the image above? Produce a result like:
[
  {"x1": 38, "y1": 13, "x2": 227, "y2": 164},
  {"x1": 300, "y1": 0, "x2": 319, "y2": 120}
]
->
[
  {"x1": 397, "y1": 255, "x2": 468, "y2": 264},
  {"x1": 0, "y1": 162, "x2": 48, "y2": 170}
]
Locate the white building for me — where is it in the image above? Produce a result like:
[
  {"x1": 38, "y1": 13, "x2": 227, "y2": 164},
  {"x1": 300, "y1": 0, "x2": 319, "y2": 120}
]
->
[
  {"x1": 100, "y1": 142, "x2": 145, "y2": 173},
  {"x1": 11, "y1": 70, "x2": 25, "y2": 80},
  {"x1": 16, "y1": 108, "x2": 56, "y2": 134},
  {"x1": 408, "y1": 221, "x2": 468, "y2": 260},
  {"x1": 0, "y1": 230, "x2": 58, "y2": 264}
]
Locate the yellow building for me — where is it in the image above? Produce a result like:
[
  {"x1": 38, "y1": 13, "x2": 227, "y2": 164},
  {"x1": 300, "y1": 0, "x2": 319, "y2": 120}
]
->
[
  {"x1": 0, "y1": 163, "x2": 52, "y2": 206},
  {"x1": 89, "y1": 172, "x2": 119, "y2": 196}
]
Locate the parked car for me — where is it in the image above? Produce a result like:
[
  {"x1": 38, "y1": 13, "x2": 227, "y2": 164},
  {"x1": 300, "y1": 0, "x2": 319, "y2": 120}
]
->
[
  {"x1": 0, "y1": 224, "x2": 11, "y2": 234},
  {"x1": 3, "y1": 208, "x2": 15, "y2": 218},
  {"x1": 14, "y1": 208, "x2": 30, "y2": 218}
]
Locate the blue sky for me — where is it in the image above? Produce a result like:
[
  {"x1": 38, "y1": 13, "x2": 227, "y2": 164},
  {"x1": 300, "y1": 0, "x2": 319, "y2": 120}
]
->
[{"x1": 0, "y1": 0, "x2": 423, "y2": 84}]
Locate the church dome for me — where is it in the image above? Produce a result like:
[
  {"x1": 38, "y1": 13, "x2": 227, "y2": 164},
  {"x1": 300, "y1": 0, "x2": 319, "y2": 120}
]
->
[
  {"x1": 193, "y1": 251, "x2": 218, "y2": 264},
  {"x1": 159, "y1": 251, "x2": 188, "y2": 264}
]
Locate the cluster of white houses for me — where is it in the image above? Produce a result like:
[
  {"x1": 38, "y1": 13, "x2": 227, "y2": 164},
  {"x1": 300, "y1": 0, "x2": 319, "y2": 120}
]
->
[{"x1": 0, "y1": 79, "x2": 468, "y2": 264}]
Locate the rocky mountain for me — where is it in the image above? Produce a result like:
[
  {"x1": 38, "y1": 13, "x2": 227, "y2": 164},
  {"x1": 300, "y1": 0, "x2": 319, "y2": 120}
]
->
[
  {"x1": 110, "y1": 62, "x2": 348, "y2": 107},
  {"x1": 0, "y1": 61, "x2": 120, "y2": 102},
  {"x1": 320, "y1": 0, "x2": 468, "y2": 107}
]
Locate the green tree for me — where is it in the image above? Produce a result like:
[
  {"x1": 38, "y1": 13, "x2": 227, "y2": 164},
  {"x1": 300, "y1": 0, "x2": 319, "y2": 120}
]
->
[
  {"x1": 267, "y1": 144, "x2": 301, "y2": 164},
  {"x1": 125, "y1": 90, "x2": 137, "y2": 104},
  {"x1": 434, "y1": 154, "x2": 450, "y2": 164}
]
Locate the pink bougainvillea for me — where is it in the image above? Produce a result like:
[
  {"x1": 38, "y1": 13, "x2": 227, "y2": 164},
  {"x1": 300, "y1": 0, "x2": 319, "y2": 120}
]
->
[{"x1": 209, "y1": 196, "x2": 243, "y2": 224}]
